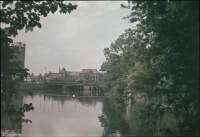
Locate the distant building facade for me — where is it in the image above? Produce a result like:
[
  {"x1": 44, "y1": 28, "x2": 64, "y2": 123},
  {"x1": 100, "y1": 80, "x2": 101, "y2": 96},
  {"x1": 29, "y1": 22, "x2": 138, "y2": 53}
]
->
[
  {"x1": 45, "y1": 71, "x2": 59, "y2": 82},
  {"x1": 79, "y1": 69, "x2": 104, "y2": 82},
  {"x1": 9, "y1": 42, "x2": 26, "y2": 69},
  {"x1": 37, "y1": 73, "x2": 43, "y2": 82},
  {"x1": 24, "y1": 73, "x2": 45, "y2": 83},
  {"x1": 44, "y1": 68, "x2": 105, "y2": 83},
  {"x1": 59, "y1": 68, "x2": 67, "y2": 81}
]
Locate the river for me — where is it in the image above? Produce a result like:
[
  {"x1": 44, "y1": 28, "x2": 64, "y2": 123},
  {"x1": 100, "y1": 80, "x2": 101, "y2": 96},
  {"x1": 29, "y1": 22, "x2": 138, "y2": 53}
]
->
[{"x1": 1, "y1": 88, "x2": 190, "y2": 137}]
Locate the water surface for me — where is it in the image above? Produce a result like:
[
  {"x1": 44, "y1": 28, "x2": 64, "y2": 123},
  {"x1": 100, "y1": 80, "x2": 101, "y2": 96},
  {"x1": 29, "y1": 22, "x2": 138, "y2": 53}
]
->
[{"x1": 2, "y1": 89, "x2": 185, "y2": 136}]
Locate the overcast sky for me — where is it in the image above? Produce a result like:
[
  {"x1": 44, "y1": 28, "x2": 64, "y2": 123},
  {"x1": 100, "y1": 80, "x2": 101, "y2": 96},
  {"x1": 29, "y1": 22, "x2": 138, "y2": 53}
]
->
[{"x1": 11, "y1": 1, "x2": 136, "y2": 75}]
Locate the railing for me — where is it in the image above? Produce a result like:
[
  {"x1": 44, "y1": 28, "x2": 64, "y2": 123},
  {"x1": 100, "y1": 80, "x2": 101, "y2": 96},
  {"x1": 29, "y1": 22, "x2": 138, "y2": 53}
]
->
[{"x1": 45, "y1": 81, "x2": 103, "y2": 85}]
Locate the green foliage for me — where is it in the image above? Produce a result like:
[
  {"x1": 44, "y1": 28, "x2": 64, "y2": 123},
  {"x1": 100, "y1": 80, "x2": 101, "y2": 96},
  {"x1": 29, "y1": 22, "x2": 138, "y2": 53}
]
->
[
  {"x1": 1, "y1": 1, "x2": 77, "y2": 134},
  {"x1": 100, "y1": 28, "x2": 136, "y2": 94},
  {"x1": 101, "y1": 1, "x2": 199, "y2": 136},
  {"x1": 123, "y1": 0, "x2": 199, "y2": 115},
  {"x1": 1, "y1": 1, "x2": 77, "y2": 36},
  {"x1": 98, "y1": 98, "x2": 130, "y2": 136}
]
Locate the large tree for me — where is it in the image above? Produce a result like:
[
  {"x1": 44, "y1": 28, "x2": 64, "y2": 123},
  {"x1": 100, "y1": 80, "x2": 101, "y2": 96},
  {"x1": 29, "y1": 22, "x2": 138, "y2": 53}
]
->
[
  {"x1": 1, "y1": 1, "x2": 77, "y2": 134},
  {"x1": 100, "y1": 28, "x2": 136, "y2": 95},
  {"x1": 101, "y1": 1, "x2": 199, "y2": 136},
  {"x1": 124, "y1": 1, "x2": 199, "y2": 136}
]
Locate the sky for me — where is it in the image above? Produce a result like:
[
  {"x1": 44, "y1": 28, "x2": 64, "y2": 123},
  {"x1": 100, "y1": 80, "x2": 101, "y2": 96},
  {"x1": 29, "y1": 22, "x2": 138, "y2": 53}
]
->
[{"x1": 11, "y1": 1, "x2": 136, "y2": 75}]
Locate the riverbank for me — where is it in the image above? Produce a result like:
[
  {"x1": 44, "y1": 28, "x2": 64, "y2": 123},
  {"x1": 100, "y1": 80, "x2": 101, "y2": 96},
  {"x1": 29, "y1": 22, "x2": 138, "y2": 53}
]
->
[{"x1": 17, "y1": 82, "x2": 44, "y2": 90}]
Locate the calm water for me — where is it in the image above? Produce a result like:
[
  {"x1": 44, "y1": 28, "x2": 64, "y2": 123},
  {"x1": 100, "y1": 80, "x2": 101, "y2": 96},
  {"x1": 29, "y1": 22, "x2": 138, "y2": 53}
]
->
[{"x1": 1, "y1": 89, "x2": 186, "y2": 137}]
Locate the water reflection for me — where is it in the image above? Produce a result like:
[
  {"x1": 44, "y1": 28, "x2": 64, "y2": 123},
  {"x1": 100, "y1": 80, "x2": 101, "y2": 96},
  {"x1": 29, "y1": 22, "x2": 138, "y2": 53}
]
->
[
  {"x1": 1, "y1": 89, "x2": 193, "y2": 136},
  {"x1": 1, "y1": 89, "x2": 106, "y2": 137},
  {"x1": 1, "y1": 95, "x2": 24, "y2": 136},
  {"x1": 98, "y1": 97, "x2": 157, "y2": 136},
  {"x1": 98, "y1": 98, "x2": 131, "y2": 137}
]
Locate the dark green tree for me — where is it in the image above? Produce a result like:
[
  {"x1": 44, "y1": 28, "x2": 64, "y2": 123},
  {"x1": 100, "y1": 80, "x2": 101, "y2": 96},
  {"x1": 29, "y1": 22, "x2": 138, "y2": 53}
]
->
[
  {"x1": 100, "y1": 28, "x2": 136, "y2": 95},
  {"x1": 1, "y1": 1, "x2": 77, "y2": 135},
  {"x1": 122, "y1": 1, "x2": 199, "y2": 136},
  {"x1": 98, "y1": 98, "x2": 131, "y2": 136},
  {"x1": 101, "y1": 1, "x2": 199, "y2": 136}
]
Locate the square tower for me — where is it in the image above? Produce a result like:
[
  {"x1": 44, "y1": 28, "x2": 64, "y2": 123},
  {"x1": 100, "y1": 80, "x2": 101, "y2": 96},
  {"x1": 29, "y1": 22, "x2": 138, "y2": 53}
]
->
[{"x1": 9, "y1": 42, "x2": 26, "y2": 69}]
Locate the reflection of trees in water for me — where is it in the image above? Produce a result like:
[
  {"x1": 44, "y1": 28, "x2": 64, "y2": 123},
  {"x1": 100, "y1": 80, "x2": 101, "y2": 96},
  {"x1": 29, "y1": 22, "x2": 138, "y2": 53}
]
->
[
  {"x1": 76, "y1": 97, "x2": 103, "y2": 106},
  {"x1": 99, "y1": 97, "x2": 171, "y2": 136},
  {"x1": 1, "y1": 95, "x2": 23, "y2": 136},
  {"x1": 98, "y1": 98, "x2": 131, "y2": 136}
]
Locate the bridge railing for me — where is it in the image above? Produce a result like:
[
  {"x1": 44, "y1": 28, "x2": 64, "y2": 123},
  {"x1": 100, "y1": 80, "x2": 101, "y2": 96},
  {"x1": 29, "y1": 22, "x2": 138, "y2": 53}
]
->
[{"x1": 45, "y1": 81, "x2": 103, "y2": 84}]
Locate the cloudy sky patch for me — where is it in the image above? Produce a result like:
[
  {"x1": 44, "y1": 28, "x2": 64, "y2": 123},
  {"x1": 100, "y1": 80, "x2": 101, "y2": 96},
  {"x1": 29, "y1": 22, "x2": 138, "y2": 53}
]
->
[{"x1": 11, "y1": 1, "x2": 135, "y2": 75}]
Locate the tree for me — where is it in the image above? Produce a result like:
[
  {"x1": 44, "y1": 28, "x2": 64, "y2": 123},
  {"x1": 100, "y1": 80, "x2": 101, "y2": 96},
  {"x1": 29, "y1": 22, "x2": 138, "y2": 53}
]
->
[
  {"x1": 100, "y1": 28, "x2": 136, "y2": 95},
  {"x1": 1, "y1": 1, "x2": 77, "y2": 135},
  {"x1": 101, "y1": 1, "x2": 199, "y2": 136},
  {"x1": 121, "y1": 1, "x2": 199, "y2": 136}
]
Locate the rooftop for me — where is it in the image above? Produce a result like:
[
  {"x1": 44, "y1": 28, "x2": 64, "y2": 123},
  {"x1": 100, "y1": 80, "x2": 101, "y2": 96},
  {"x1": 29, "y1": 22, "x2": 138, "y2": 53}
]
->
[
  {"x1": 10, "y1": 42, "x2": 26, "y2": 47},
  {"x1": 81, "y1": 69, "x2": 98, "y2": 73}
]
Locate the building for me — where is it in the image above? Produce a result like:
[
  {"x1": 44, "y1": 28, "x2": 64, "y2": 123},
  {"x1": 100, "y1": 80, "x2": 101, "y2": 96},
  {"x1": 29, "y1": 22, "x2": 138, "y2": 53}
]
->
[
  {"x1": 59, "y1": 68, "x2": 80, "y2": 82},
  {"x1": 9, "y1": 42, "x2": 26, "y2": 69},
  {"x1": 59, "y1": 68, "x2": 67, "y2": 81},
  {"x1": 24, "y1": 74, "x2": 32, "y2": 82},
  {"x1": 37, "y1": 73, "x2": 43, "y2": 82},
  {"x1": 44, "y1": 68, "x2": 105, "y2": 83},
  {"x1": 45, "y1": 71, "x2": 60, "y2": 82},
  {"x1": 66, "y1": 71, "x2": 79, "y2": 81},
  {"x1": 79, "y1": 69, "x2": 101, "y2": 82}
]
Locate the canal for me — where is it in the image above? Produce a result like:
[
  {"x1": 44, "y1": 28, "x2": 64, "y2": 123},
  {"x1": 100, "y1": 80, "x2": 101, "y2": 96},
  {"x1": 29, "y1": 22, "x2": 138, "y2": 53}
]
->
[{"x1": 1, "y1": 88, "x2": 192, "y2": 136}]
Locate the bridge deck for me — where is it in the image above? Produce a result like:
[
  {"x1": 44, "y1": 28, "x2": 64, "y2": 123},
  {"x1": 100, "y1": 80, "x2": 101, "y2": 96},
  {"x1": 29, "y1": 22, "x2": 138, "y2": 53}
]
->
[{"x1": 45, "y1": 82, "x2": 102, "y2": 86}]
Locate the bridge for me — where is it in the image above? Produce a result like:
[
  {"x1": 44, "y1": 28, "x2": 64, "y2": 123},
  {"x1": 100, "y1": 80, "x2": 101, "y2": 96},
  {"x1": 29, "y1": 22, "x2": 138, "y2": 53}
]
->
[
  {"x1": 44, "y1": 81, "x2": 103, "y2": 93},
  {"x1": 45, "y1": 81, "x2": 102, "y2": 86}
]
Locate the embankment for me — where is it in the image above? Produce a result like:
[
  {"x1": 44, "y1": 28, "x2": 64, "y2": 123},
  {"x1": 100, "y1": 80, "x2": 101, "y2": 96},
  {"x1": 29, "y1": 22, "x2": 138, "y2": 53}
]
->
[{"x1": 18, "y1": 82, "x2": 44, "y2": 90}]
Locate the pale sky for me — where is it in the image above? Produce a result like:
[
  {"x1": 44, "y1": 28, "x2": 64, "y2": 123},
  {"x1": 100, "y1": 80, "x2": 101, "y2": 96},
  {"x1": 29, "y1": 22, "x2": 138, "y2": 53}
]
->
[{"x1": 11, "y1": 1, "x2": 136, "y2": 75}]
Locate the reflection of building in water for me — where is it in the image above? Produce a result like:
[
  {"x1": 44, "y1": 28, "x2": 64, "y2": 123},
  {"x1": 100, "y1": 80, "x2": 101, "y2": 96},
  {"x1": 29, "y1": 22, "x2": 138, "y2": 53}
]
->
[
  {"x1": 45, "y1": 68, "x2": 106, "y2": 82},
  {"x1": 43, "y1": 93, "x2": 102, "y2": 109}
]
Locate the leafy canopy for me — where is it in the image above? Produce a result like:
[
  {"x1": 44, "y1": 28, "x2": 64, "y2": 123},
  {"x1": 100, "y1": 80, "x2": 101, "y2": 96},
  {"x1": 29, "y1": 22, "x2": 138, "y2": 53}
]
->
[{"x1": 101, "y1": 1, "x2": 199, "y2": 136}]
